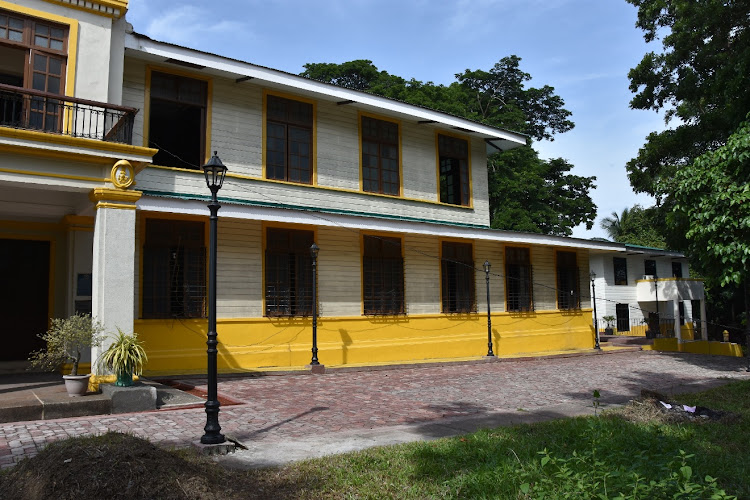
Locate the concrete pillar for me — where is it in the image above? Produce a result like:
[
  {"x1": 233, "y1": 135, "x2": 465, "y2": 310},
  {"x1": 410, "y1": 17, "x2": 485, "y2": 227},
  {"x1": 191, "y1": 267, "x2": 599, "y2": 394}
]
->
[
  {"x1": 673, "y1": 300, "x2": 682, "y2": 343},
  {"x1": 89, "y1": 188, "x2": 141, "y2": 375},
  {"x1": 700, "y1": 299, "x2": 708, "y2": 340}
]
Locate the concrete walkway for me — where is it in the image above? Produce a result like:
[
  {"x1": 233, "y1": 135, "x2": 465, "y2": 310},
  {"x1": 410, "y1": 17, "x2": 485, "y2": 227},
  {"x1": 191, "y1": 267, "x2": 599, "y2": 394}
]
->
[{"x1": 1, "y1": 350, "x2": 748, "y2": 469}]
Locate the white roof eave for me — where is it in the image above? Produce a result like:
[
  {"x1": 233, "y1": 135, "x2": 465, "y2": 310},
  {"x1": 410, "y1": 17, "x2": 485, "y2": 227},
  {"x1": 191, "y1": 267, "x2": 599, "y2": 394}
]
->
[{"x1": 124, "y1": 34, "x2": 527, "y2": 151}]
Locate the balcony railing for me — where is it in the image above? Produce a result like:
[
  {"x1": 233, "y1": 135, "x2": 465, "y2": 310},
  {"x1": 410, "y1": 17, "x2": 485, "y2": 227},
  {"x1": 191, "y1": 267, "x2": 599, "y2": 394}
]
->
[{"x1": 0, "y1": 84, "x2": 137, "y2": 145}]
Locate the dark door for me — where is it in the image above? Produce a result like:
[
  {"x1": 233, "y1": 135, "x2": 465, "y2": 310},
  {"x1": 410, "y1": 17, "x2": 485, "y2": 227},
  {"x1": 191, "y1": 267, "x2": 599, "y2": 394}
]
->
[{"x1": 0, "y1": 239, "x2": 50, "y2": 361}]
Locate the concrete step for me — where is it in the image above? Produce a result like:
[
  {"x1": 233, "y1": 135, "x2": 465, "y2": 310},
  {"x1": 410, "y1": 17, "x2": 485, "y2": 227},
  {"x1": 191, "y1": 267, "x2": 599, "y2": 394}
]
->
[{"x1": 600, "y1": 335, "x2": 653, "y2": 346}]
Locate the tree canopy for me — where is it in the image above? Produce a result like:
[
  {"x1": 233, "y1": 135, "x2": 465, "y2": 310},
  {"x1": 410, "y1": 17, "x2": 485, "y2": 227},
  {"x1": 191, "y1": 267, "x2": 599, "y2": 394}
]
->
[
  {"x1": 599, "y1": 205, "x2": 666, "y2": 248},
  {"x1": 301, "y1": 57, "x2": 594, "y2": 235},
  {"x1": 626, "y1": 0, "x2": 750, "y2": 199}
]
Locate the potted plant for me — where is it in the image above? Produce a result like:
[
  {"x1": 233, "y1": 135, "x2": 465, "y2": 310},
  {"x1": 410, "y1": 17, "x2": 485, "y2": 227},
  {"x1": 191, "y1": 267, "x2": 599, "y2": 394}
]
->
[
  {"x1": 97, "y1": 329, "x2": 148, "y2": 387},
  {"x1": 28, "y1": 313, "x2": 104, "y2": 397},
  {"x1": 602, "y1": 315, "x2": 616, "y2": 335}
]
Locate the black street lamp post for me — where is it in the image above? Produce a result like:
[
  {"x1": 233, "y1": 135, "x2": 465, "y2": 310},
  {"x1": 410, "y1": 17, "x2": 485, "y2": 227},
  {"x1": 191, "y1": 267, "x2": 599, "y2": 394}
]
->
[
  {"x1": 201, "y1": 151, "x2": 227, "y2": 445},
  {"x1": 484, "y1": 260, "x2": 494, "y2": 357},
  {"x1": 310, "y1": 242, "x2": 320, "y2": 366},
  {"x1": 590, "y1": 270, "x2": 600, "y2": 350}
]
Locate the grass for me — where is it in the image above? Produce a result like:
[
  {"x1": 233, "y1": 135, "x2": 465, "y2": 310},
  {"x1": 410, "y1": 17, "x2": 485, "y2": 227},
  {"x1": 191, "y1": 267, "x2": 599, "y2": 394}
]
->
[{"x1": 1, "y1": 380, "x2": 749, "y2": 499}]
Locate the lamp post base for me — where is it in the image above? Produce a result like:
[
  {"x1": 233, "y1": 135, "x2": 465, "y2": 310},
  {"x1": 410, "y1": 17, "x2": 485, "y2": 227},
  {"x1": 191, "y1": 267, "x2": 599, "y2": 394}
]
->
[
  {"x1": 306, "y1": 363, "x2": 326, "y2": 374},
  {"x1": 193, "y1": 439, "x2": 236, "y2": 456}
]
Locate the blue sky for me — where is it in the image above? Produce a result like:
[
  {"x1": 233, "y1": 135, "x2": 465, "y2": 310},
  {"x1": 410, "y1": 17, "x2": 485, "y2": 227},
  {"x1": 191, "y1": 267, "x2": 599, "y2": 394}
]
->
[{"x1": 126, "y1": 0, "x2": 664, "y2": 239}]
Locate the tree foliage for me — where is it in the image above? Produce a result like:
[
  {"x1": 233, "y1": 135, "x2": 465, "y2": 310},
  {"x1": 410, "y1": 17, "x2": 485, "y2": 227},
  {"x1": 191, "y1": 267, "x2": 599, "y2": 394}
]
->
[
  {"x1": 301, "y1": 57, "x2": 593, "y2": 235},
  {"x1": 599, "y1": 204, "x2": 666, "y2": 248},
  {"x1": 626, "y1": 0, "x2": 750, "y2": 198},
  {"x1": 672, "y1": 117, "x2": 750, "y2": 288},
  {"x1": 489, "y1": 148, "x2": 596, "y2": 236}
]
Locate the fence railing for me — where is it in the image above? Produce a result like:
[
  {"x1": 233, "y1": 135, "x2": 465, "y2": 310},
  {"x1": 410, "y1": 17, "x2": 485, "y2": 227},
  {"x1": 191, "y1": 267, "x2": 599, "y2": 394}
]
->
[
  {"x1": 596, "y1": 316, "x2": 689, "y2": 338},
  {"x1": 0, "y1": 84, "x2": 137, "y2": 145}
]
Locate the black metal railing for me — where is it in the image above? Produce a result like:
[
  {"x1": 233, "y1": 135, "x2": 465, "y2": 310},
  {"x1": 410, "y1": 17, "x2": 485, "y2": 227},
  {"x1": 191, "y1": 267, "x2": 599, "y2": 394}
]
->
[
  {"x1": 0, "y1": 83, "x2": 137, "y2": 144},
  {"x1": 597, "y1": 315, "x2": 699, "y2": 339}
]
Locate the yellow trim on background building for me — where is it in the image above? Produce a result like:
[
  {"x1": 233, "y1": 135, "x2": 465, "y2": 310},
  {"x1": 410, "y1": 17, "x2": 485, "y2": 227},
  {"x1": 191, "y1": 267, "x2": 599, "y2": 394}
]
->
[
  {"x1": 89, "y1": 187, "x2": 142, "y2": 203},
  {"x1": 358, "y1": 111, "x2": 403, "y2": 198},
  {"x1": 143, "y1": 66, "x2": 213, "y2": 166},
  {"x1": 261, "y1": 89, "x2": 318, "y2": 185},
  {"x1": 434, "y1": 130, "x2": 474, "y2": 209}
]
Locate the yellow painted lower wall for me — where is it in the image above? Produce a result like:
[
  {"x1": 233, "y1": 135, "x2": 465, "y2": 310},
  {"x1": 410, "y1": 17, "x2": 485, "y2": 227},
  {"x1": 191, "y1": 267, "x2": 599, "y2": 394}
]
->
[
  {"x1": 652, "y1": 338, "x2": 744, "y2": 357},
  {"x1": 135, "y1": 309, "x2": 595, "y2": 375}
]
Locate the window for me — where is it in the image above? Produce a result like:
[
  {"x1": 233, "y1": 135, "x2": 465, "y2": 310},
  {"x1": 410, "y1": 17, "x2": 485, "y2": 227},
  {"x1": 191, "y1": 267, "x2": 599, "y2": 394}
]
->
[
  {"x1": 142, "y1": 219, "x2": 206, "y2": 319},
  {"x1": 613, "y1": 257, "x2": 627, "y2": 285},
  {"x1": 363, "y1": 235, "x2": 404, "y2": 315},
  {"x1": 149, "y1": 71, "x2": 207, "y2": 170},
  {"x1": 672, "y1": 261, "x2": 683, "y2": 278},
  {"x1": 0, "y1": 9, "x2": 68, "y2": 131},
  {"x1": 265, "y1": 228, "x2": 314, "y2": 317},
  {"x1": 266, "y1": 94, "x2": 313, "y2": 183},
  {"x1": 438, "y1": 134, "x2": 470, "y2": 206},
  {"x1": 556, "y1": 251, "x2": 580, "y2": 310},
  {"x1": 678, "y1": 301, "x2": 685, "y2": 325},
  {"x1": 615, "y1": 303, "x2": 630, "y2": 332},
  {"x1": 644, "y1": 259, "x2": 656, "y2": 277},
  {"x1": 506, "y1": 247, "x2": 532, "y2": 312},
  {"x1": 441, "y1": 242, "x2": 475, "y2": 313},
  {"x1": 362, "y1": 116, "x2": 399, "y2": 195}
]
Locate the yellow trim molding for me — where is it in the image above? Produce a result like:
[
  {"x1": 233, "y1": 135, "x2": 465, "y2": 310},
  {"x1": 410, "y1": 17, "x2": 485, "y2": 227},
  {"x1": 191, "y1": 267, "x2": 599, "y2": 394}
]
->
[
  {"x1": 0, "y1": 166, "x2": 106, "y2": 184},
  {"x1": 61, "y1": 215, "x2": 94, "y2": 231},
  {"x1": 43, "y1": 0, "x2": 128, "y2": 19},
  {"x1": 89, "y1": 188, "x2": 142, "y2": 210}
]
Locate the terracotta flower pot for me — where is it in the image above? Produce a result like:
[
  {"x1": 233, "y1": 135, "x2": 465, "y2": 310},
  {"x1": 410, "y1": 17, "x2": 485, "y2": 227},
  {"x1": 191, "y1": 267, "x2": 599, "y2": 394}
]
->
[{"x1": 63, "y1": 374, "x2": 91, "y2": 397}]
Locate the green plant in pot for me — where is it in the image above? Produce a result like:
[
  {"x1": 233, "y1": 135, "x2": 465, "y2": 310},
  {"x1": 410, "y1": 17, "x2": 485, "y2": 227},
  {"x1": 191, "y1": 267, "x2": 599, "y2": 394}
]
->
[
  {"x1": 602, "y1": 315, "x2": 616, "y2": 334},
  {"x1": 28, "y1": 313, "x2": 104, "y2": 397},
  {"x1": 97, "y1": 329, "x2": 148, "y2": 387}
]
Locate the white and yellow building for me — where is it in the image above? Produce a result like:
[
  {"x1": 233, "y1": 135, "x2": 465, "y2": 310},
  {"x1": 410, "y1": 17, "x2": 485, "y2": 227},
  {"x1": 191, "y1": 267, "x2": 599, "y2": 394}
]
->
[{"x1": 1, "y1": 0, "x2": 632, "y2": 376}]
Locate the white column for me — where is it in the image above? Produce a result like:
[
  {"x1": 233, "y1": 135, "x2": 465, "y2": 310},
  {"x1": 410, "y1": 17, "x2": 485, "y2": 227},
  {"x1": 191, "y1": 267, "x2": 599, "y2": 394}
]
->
[
  {"x1": 673, "y1": 300, "x2": 682, "y2": 343},
  {"x1": 89, "y1": 188, "x2": 141, "y2": 374},
  {"x1": 700, "y1": 299, "x2": 708, "y2": 340}
]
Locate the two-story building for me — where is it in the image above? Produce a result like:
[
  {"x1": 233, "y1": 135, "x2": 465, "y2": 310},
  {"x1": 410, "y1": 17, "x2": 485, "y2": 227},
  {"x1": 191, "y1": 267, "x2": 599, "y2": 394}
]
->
[
  {"x1": 2, "y1": 0, "x2": 630, "y2": 376},
  {"x1": 589, "y1": 245, "x2": 706, "y2": 341}
]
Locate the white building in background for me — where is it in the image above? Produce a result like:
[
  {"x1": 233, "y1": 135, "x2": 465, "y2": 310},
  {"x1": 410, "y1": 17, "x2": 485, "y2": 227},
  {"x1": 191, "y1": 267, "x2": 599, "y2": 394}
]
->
[{"x1": 589, "y1": 245, "x2": 706, "y2": 341}]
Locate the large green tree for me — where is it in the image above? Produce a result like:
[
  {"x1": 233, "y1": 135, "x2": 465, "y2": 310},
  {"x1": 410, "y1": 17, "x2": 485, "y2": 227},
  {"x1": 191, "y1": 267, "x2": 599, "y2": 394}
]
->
[
  {"x1": 301, "y1": 58, "x2": 594, "y2": 235},
  {"x1": 672, "y1": 117, "x2": 750, "y2": 348},
  {"x1": 626, "y1": 0, "x2": 750, "y2": 199}
]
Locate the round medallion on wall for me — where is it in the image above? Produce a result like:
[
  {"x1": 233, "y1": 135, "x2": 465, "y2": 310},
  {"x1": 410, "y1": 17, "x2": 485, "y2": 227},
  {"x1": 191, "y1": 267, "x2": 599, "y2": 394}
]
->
[{"x1": 111, "y1": 160, "x2": 135, "y2": 189}]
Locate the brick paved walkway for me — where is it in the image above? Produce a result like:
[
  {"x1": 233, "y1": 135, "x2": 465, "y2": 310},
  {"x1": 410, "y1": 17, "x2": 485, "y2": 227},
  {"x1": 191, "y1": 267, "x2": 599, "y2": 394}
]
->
[{"x1": 1, "y1": 351, "x2": 748, "y2": 468}]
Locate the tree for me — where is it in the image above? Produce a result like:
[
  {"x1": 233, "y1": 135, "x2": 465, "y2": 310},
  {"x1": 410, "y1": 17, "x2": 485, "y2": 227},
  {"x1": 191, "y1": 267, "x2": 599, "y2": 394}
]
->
[
  {"x1": 672, "y1": 117, "x2": 750, "y2": 350},
  {"x1": 301, "y1": 57, "x2": 593, "y2": 234},
  {"x1": 626, "y1": 0, "x2": 750, "y2": 199},
  {"x1": 488, "y1": 148, "x2": 596, "y2": 236},
  {"x1": 599, "y1": 205, "x2": 666, "y2": 248}
]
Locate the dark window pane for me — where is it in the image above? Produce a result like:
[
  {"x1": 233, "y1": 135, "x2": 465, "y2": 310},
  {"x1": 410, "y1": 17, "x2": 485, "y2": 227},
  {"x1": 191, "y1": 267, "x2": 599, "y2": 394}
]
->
[
  {"x1": 363, "y1": 235, "x2": 404, "y2": 315},
  {"x1": 506, "y1": 247, "x2": 532, "y2": 312},
  {"x1": 361, "y1": 117, "x2": 399, "y2": 195},
  {"x1": 613, "y1": 257, "x2": 628, "y2": 285},
  {"x1": 441, "y1": 242, "x2": 475, "y2": 313},
  {"x1": 265, "y1": 95, "x2": 312, "y2": 183},
  {"x1": 556, "y1": 251, "x2": 579, "y2": 310},
  {"x1": 644, "y1": 259, "x2": 656, "y2": 277},
  {"x1": 265, "y1": 228, "x2": 315, "y2": 317},
  {"x1": 439, "y1": 135, "x2": 470, "y2": 206}
]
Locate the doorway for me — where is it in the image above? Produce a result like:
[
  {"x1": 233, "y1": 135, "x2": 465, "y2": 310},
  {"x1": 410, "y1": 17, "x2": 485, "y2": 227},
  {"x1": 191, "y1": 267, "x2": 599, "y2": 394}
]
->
[{"x1": 0, "y1": 238, "x2": 51, "y2": 361}]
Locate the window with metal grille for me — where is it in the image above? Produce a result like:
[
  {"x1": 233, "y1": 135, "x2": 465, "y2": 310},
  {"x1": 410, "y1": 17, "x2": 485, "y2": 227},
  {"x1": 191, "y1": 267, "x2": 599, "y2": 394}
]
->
[
  {"x1": 556, "y1": 251, "x2": 580, "y2": 310},
  {"x1": 361, "y1": 116, "x2": 399, "y2": 196},
  {"x1": 266, "y1": 94, "x2": 313, "y2": 184},
  {"x1": 506, "y1": 247, "x2": 533, "y2": 312},
  {"x1": 363, "y1": 235, "x2": 404, "y2": 315},
  {"x1": 149, "y1": 71, "x2": 207, "y2": 170},
  {"x1": 613, "y1": 257, "x2": 628, "y2": 285},
  {"x1": 438, "y1": 134, "x2": 470, "y2": 206},
  {"x1": 142, "y1": 219, "x2": 206, "y2": 319},
  {"x1": 616, "y1": 303, "x2": 630, "y2": 332},
  {"x1": 441, "y1": 241, "x2": 476, "y2": 313},
  {"x1": 265, "y1": 228, "x2": 314, "y2": 317}
]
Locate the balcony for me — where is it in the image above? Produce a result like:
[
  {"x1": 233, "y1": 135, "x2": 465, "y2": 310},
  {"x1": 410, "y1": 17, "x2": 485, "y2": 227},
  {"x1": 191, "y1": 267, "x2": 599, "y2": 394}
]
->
[
  {"x1": 635, "y1": 277, "x2": 705, "y2": 302},
  {"x1": 0, "y1": 84, "x2": 137, "y2": 145}
]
